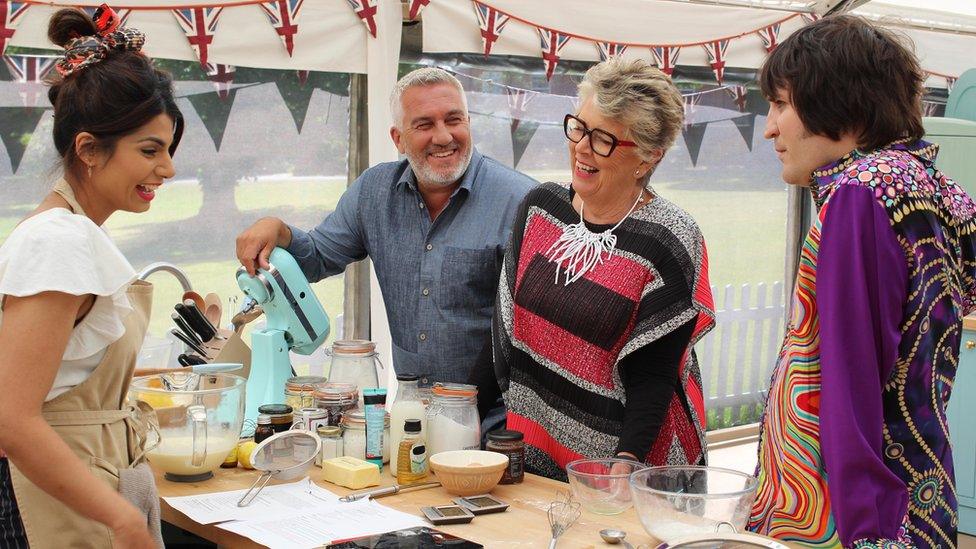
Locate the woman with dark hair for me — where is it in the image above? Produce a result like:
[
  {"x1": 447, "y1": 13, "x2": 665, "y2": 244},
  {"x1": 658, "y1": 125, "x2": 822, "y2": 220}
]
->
[{"x1": 0, "y1": 6, "x2": 182, "y2": 548}]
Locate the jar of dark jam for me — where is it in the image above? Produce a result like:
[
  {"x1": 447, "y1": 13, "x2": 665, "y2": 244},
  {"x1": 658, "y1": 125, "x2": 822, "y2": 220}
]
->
[
  {"x1": 258, "y1": 404, "x2": 294, "y2": 434},
  {"x1": 486, "y1": 429, "x2": 524, "y2": 484}
]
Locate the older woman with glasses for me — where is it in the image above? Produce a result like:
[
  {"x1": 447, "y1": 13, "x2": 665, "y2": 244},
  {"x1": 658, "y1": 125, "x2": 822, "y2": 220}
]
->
[{"x1": 472, "y1": 57, "x2": 715, "y2": 481}]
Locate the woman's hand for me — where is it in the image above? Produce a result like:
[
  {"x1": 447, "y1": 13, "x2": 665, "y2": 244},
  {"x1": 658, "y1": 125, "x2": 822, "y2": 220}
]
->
[{"x1": 109, "y1": 507, "x2": 156, "y2": 549}]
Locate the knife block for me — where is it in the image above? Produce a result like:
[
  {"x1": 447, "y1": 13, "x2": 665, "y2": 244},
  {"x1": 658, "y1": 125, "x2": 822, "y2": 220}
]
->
[{"x1": 200, "y1": 328, "x2": 252, "y2": 380}]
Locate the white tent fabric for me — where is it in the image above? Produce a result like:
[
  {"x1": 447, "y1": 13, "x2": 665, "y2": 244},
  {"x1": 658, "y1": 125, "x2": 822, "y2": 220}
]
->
[{"x1": 421, "y1": 0, "x2": 971, "y2": 88}]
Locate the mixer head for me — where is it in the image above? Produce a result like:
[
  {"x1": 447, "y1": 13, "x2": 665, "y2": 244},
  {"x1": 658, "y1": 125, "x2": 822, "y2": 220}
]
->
[{"x1": 236, "y1": 247, "x2": 330, "y2": 354}]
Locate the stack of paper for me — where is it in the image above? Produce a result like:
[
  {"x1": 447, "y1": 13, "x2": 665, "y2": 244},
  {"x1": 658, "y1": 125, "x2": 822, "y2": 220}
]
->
[{"x1": 163, "y1": 479, "x2": 427, "y2": 549}]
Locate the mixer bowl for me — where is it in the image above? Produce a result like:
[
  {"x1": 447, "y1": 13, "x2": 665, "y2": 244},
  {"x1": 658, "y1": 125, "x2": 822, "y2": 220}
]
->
[{"x1": 130, "y1": 373, "x2": 246, "y2": 482}]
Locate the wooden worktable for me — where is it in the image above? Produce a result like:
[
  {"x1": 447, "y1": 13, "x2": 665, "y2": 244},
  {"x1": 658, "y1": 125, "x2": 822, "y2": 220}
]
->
[{"x1": 156, "y1": 465, "x2": 660, "y2": 548}]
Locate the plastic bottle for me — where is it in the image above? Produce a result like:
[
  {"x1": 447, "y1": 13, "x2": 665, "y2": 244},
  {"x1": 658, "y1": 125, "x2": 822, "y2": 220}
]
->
[
  {"x1": 396, "y1": 418, "x2": 428, "y2": 484},
  {"x1": 389, "y1": 373, "x2": 426, "y2": 476}
]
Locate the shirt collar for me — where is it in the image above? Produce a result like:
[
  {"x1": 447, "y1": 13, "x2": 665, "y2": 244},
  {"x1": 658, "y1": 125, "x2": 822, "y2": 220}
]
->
[
  {"x1": 395, "y1": 148, "x2": 483, "y2": 195},
  {"x1": 809, "y1": 139, "x2": 938, "y2": 207}
]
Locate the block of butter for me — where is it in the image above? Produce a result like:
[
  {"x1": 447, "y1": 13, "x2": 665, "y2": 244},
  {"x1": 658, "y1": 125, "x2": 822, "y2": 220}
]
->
[{"x1": 321, "y1": 456, "x2": 381, "y2": 489}]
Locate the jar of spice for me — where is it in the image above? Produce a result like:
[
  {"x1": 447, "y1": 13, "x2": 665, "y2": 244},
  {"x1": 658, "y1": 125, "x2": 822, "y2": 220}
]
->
[
  {"x1": 312, "y1": 382, "x2": 358, "y2": 426},
  {"x1": 258, "y1": 404, "x2": 293, "y2": 434},
  {"x1": 316, "y1": 425, "x2": 343, "y2": 466},
  {"x1": 486, "y1": 429, "x2": 525, "y2": 484},
  {"x1": 341, "y1": 409, "x2": 390, "y2": 464},
  {"x1": 284, "y1": 376, "x2": 327, "y2": 410},
  {"x1": 254, "y1": 414, "x2": 274, "y2": 444}
]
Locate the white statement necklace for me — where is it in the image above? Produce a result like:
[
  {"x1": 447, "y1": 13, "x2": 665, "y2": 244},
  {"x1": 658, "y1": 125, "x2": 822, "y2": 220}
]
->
[{"x1": 545, "y1": 191, "x2": 645, "y2": 286}]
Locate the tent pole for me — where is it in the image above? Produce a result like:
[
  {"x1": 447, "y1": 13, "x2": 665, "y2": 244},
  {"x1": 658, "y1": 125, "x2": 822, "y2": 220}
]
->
[{"x1": 344, "y1": 73, "x2": 371, "y2": 341}]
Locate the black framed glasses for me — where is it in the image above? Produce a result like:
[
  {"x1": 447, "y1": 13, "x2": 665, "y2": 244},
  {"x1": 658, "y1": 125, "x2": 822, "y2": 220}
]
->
[{"x1": 563, "y1": 114, "x2": 637, "y2": 157}]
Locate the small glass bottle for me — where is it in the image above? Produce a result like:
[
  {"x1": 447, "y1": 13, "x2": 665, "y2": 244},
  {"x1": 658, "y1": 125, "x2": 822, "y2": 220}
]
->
[
  {"x1": 389, "y1": 373, "x2": 426, "y2": 476},
  {"x1": 254, "y1": 414, "x2": 274, "y2": 444},
  {"x1": 316, "y1": 425, "x2": 344, "y2": 466},
  {"x1": 258, "y1": 404, "x2": 294, "y2": 434},
  {"x1": 396, "y1": 418, "x2": 428, "y2": 484}
]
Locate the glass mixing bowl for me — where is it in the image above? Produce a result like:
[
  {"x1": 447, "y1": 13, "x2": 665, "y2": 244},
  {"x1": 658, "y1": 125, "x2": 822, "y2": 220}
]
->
[{"x1": 130, "y1": 372, "x2": 246, "y2": 482}]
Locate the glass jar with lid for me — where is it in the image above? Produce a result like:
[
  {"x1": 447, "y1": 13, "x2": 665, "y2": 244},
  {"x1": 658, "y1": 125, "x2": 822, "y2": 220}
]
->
[
  {"x1": 486, "y1": 429, "x2": 525, "y2": 484},
  {"x1": 326, "y1": 340, "x2": 384, "y2": 405},
  {"x1": 312, "y1": 382, "x2": 359, "y2": 426},
  {"x1": 315, "y1": 425, "x2": 344, "y2": 466},
  {"x1": 425, "y1": 382, "x2": 480, "y2": 457},
  {"x1": 284, "y1": 375, "x2": 327, "y2": 411},
  {"x1": 257, "y1": 404, "x2": 293, "y2": 434},
  {"x1": 341, "y1": 409, "x2": 390, "y2": 463}
]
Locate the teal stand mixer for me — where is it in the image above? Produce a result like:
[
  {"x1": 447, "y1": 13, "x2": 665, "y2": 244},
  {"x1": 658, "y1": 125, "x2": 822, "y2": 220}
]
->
[{"x1": 236, "y1": 247, "x2": 330, "y2": 433}]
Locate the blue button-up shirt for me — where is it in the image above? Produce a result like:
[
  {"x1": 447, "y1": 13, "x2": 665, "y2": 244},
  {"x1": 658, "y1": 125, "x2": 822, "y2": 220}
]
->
[{"x1": 287, "y1": 149, "x2": 535, "y2": 384}]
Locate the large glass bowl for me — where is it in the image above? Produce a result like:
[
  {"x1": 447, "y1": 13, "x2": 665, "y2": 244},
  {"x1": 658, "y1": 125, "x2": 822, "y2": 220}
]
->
[
  {"x1": 566, "y1": 458, "x2": 647, "y2": 515},
  {"x1": 629, "y1": 466, "x2": 758, "y2": 543},
  {"x1": 130, "y1": 372, "x2": 246, "y2": 482}
]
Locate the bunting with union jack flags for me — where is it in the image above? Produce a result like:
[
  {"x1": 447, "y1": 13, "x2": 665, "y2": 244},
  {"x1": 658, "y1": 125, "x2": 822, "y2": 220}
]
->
[
  {"x1": 172, "y1": 7, "x2": 224, "y2": 67},
  {"x1": 703, "y1": 39, "x2": 730, "y2": 84},
  {"x1": 650, "y1": 45, "x2": 680, "y2": 77},
  {"x1": 205, "y1": 63, "x2": 235, "y2": 100},
  {"x1": 597, "y1": 42, "x2": 628, "y2": 61},
  {"x1": 408, "y1": 0, "x2": 430, "y2": 20},
  {"x1": 3, "y1": 54, "x2": 55, "y2": 108},
  {"x1": 538, "y1": 28, "x2": 571, "y2": 81},
  {"x1": 346, "y1": 0, "x2": 379, "y2": 38},
  {"x1": 506, "y1": 87, "x2": 536, "y2": 132},
  {"x1": 261, "y1": 0, "x2": 304, "y2": 57},
  {"x1": 0, "y1": 2, "x2": 29, "y2": 55},
  {"x1": 757, "y1": 23, "x2": 780, "y2": 53},
  {"x1": 683, "y1": 92, "x2": 701, "y2": 129},
  {"x1": 473, "y1": 2, "x2": 510, "y2": 57},
  {"x1": 726, "y1": 85, "x2": 748, "y2": 113}
]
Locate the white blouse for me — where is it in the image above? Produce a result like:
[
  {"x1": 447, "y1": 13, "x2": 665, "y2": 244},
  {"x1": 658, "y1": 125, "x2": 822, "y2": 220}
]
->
[{"x1": 0, "y1": 208, "x2": 136, "y2": 400}]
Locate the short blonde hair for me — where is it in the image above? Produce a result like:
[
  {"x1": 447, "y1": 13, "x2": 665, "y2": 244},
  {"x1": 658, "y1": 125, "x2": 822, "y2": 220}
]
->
[{"x1": 578, "y1": 57, "x2": 684, "y2": 165}]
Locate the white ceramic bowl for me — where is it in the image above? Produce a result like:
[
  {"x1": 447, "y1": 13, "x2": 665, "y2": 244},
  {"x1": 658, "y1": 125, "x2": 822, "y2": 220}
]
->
[{"x1": 429, "y1": 450, "x2": 508, "y2": 496}]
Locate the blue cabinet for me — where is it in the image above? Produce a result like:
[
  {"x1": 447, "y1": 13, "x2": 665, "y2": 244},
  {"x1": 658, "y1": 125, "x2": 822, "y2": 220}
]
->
[{"x1": 947, "y1": 328, "x2": 976, "y2": 534}]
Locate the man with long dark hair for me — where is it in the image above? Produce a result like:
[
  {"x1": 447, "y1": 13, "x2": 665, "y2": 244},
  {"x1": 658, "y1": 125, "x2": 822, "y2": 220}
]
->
[{"x1": 750, "y1": 14, "x2": 976, "y2": 548}]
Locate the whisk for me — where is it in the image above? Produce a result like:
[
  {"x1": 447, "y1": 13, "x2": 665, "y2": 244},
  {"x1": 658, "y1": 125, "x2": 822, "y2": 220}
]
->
[{"x1": 547, "y1": 491, "x2": 581, "y2": 548}]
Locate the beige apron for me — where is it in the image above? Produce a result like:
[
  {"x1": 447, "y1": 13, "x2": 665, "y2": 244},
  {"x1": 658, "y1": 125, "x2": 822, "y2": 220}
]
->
[{"x1": 8, "y1": 180, "x2": 161, "y2": 548}]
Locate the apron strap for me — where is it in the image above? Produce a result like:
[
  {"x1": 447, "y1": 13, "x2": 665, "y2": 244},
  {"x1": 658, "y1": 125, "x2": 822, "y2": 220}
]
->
[
  {"x1": 51, "y1": 178, "x2": 88, "y2": 217},
  {"x1": 42, "y1": 409, "x2": 132, "y2": 426}
]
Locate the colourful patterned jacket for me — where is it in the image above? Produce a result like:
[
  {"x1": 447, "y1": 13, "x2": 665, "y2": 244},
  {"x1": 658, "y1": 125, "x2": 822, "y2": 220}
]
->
[{"x1": 749, "y1": 141, "x2": 976, "y2": 548}]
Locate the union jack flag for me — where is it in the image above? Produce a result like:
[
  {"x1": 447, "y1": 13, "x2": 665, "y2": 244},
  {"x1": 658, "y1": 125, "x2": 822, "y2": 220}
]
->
[
  {"x1": 758, "y1": 23, "x2": 780, "y2": 53},
  {"x1": 473, "y1": 2, "x2": 510, "y2": 57},
  {"x1": 683, "y1": 92, "x2": 701, "y2": 128},
  {"x1": 650, "y1": 45, "x2": 680, "y2": 77},
  {"x1": 0, "y1": 2, "x2": 29, "y2": 55},
  {"x1": 3, "y1": 54, "x2": 55, "y2": 108},
  {"x1": 346, "y1": 0, "x2": 379, "y2": 38},
  {"x1": 538, "y1": 28, "x2": 571, "y2": 81},
  {"x1": 173, "y1": 7, "x2": 224, "y2": 67},
  {"x1": 802, "y1": 13, "x2": 820, "y2": 25},
  {"x1": 597, "y1": 42, "x2": 627, "y2": 62},
  {"x1": 408, "y1": 0, "x2": 430, "y2": 20},
  {"x1": 262, "y1": 0, "x2": 304, "y2": 57},
  {"x1": 726, "y1": 85, "x2": 748, "y2": 113},
  {"x1": 703, "y1": 39, "x2": 731, "y2": 84},
  {"x1": 506, "y1": 87, "x2": 537, "y2": 132},
  {"x1": 205, "y1": 63, "x2": 235, "y2": 100}
]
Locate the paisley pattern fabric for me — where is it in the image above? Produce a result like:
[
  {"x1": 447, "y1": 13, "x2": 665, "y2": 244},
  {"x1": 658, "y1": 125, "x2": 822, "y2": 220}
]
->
[{"x1": 750, "y1": 140, "x2": 976, "y2": 547}]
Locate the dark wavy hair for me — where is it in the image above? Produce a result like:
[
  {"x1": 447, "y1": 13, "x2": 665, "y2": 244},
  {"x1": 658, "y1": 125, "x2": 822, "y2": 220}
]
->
[
  {"x1": 47, "y1": 8, "x2": 183, "y2": 176},
  {"x1": 759, "y1": 14, "x2": 924, "y2": 151}
]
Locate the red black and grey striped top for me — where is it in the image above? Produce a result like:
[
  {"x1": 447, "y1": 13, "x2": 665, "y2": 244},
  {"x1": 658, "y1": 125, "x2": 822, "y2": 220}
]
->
[{"x1": 491, "y1": 182, "x2": 715, "y2": 480}]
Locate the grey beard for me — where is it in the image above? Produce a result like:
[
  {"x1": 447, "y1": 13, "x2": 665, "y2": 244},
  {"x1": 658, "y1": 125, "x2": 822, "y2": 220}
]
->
[{"x1": 407, "y1": 146, "x2": 473, "y2": 187}]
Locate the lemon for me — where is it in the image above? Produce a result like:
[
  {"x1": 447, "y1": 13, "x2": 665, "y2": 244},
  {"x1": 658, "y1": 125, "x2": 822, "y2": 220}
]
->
[{"x1": 238, "y1": 441, "x2": 258, "y2": 469}]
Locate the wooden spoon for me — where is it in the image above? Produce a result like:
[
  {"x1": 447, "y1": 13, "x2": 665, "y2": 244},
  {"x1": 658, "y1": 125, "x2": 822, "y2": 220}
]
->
[
  {"x1": 182, "y1": 291, "x2": 205, "y2": 312},
  {"x1": 204, "y1": 292, "x2": 222, "y2": 329}
]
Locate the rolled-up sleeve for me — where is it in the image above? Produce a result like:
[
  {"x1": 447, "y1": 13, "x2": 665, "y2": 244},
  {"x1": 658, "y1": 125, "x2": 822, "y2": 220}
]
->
[
  {"x1": 817, "y1": 184, "x2": 910, "y2": 546},
  {"x1": 286, "y1": 177, "x2": 369, "y2": 282}
]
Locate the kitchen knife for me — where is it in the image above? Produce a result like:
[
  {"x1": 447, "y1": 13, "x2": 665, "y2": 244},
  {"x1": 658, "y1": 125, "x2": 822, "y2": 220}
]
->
[
  {"x1": 170, "y1": 328, "x2": 210, "y2": 358},
  {"x1": 175, "y1": 303, "x2": 216, "y2": 342},
  {"x1": 182, "y1": 299, "x2": 223, "y2": 341},
  {"x1": 178, "y1": 353, "x2": 208, "y2": 367},
  {"x1": 171, "y1": 313, "x2": 202, "y2": 347}
]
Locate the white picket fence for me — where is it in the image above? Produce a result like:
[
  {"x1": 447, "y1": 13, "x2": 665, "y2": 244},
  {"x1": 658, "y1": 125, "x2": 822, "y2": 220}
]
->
[{"x1": 696, "y1": 282, "x2": 786, "y2": 425}]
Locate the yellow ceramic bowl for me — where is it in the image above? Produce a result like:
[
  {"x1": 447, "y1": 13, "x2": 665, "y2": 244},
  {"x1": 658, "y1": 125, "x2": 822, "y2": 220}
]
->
[{"x1": 429, "y1": 450, "x2": 508, "y2": 496}]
